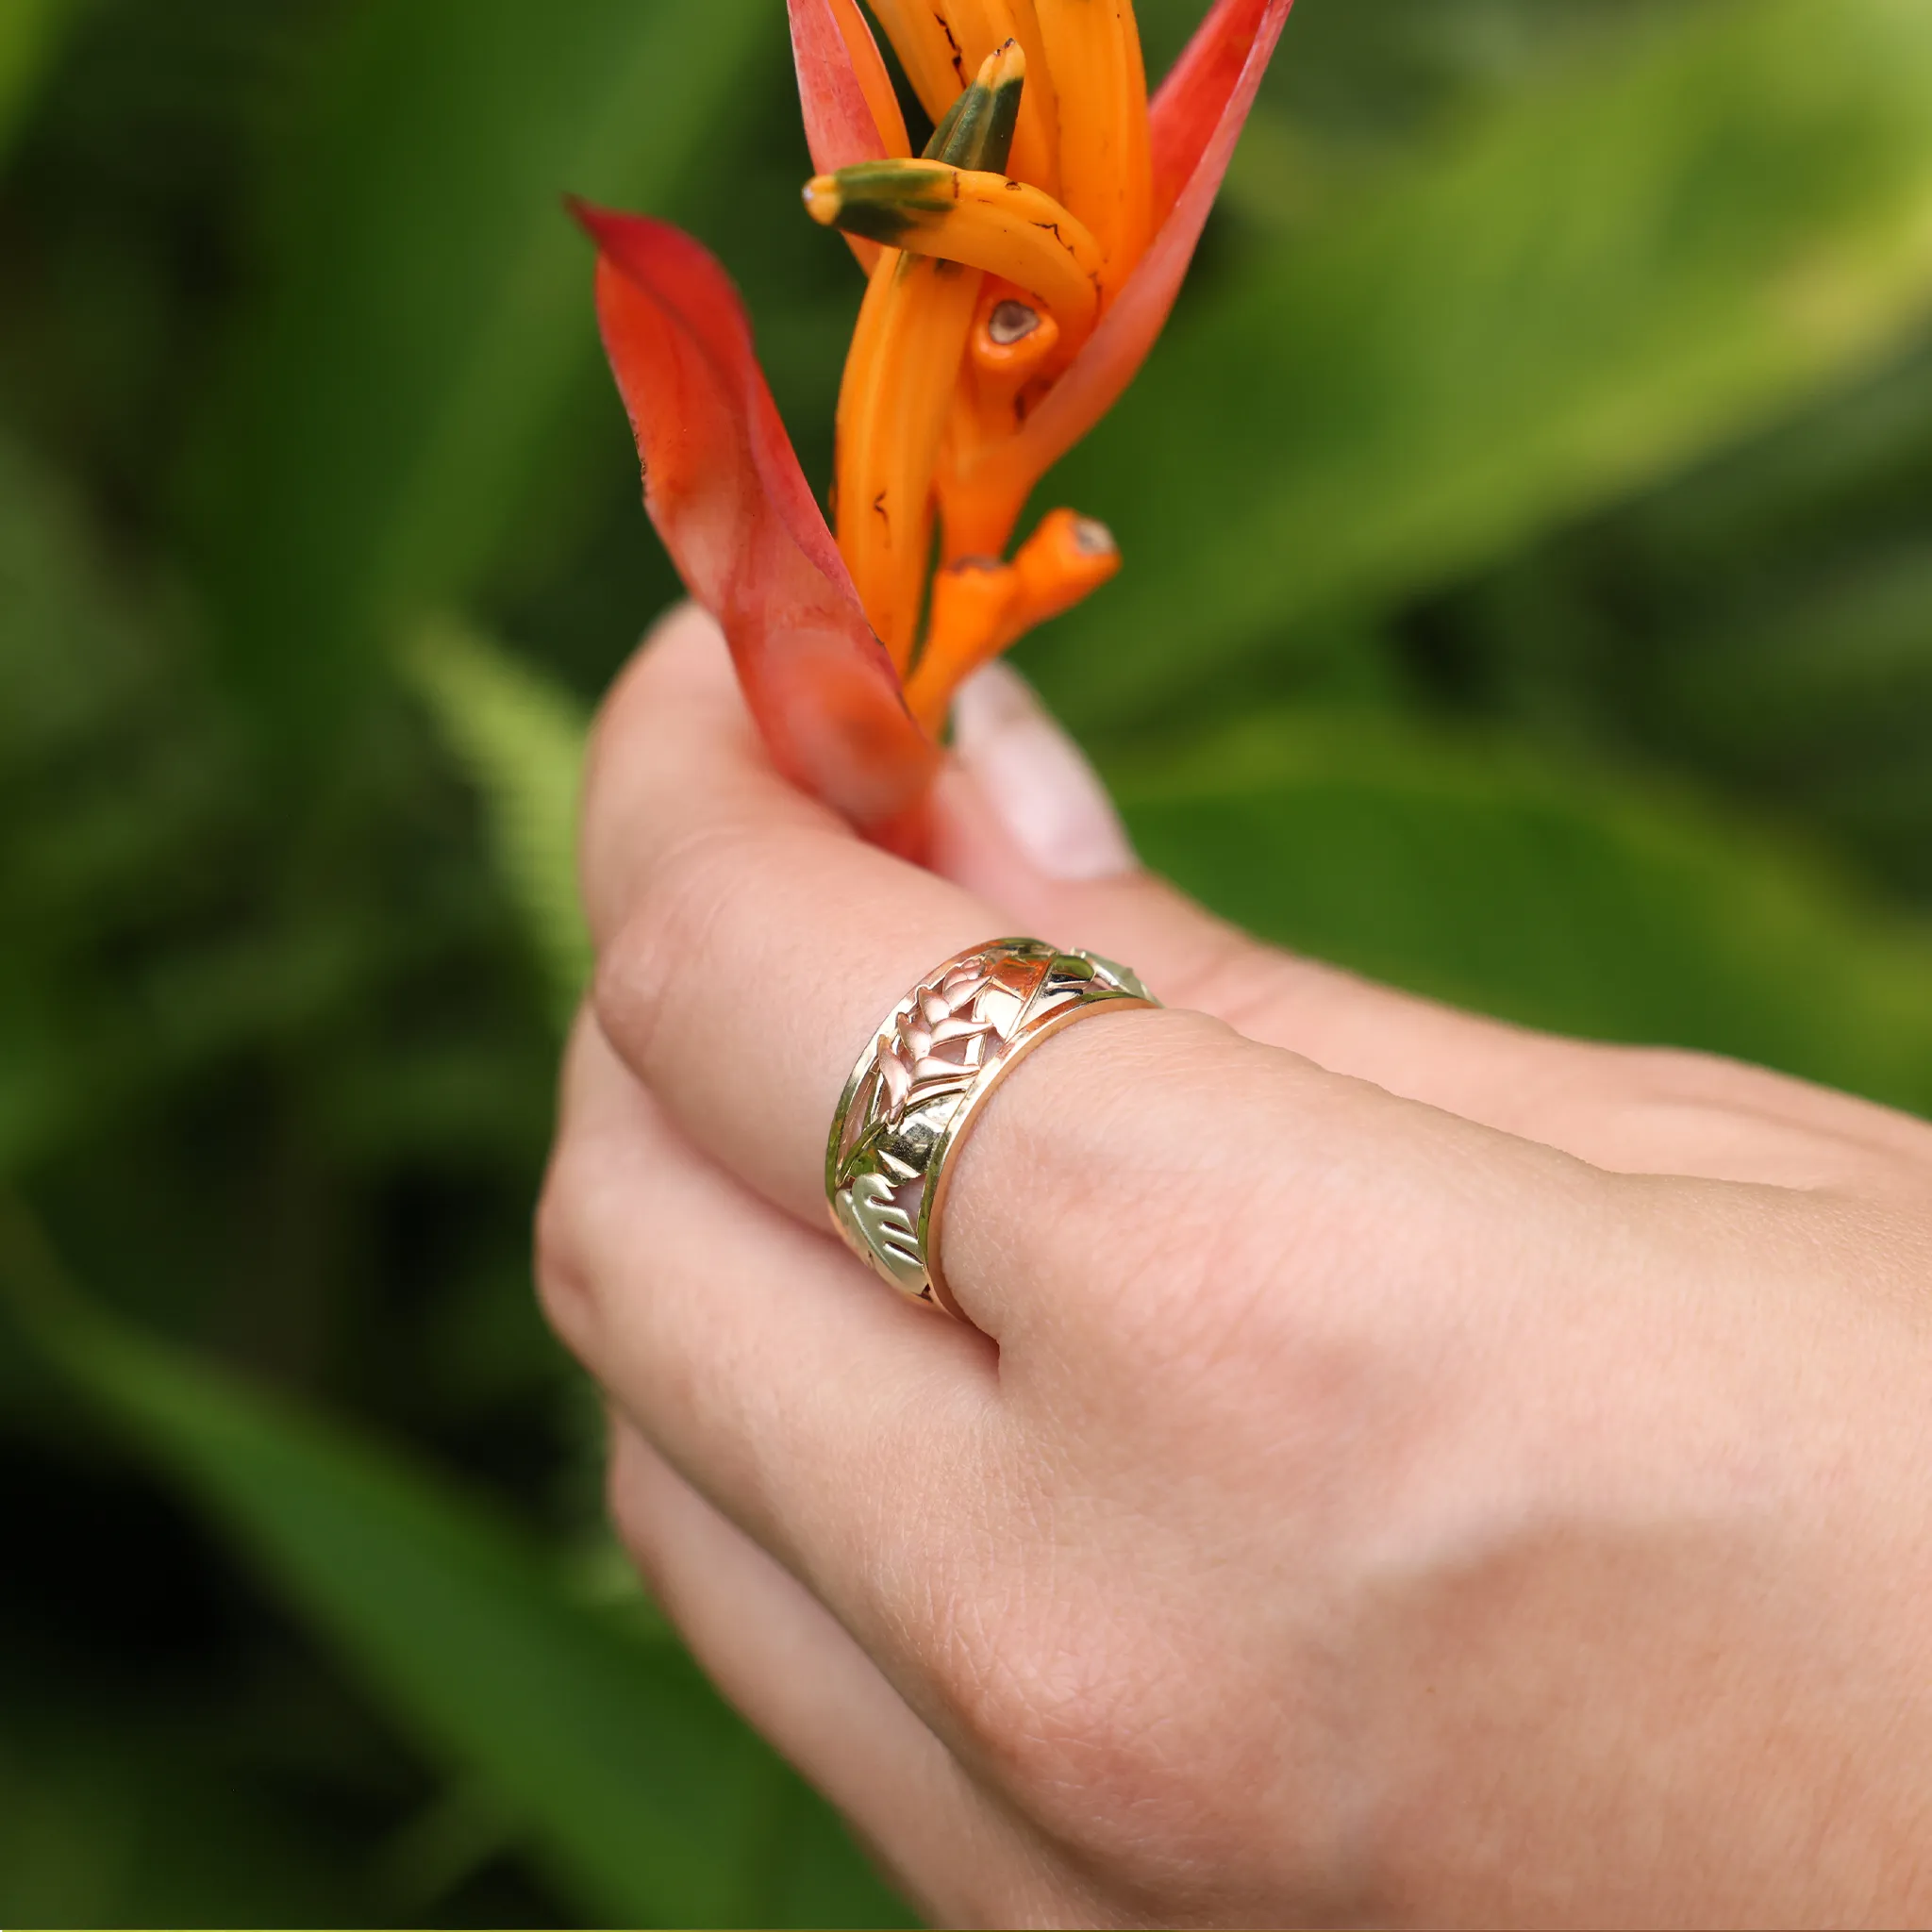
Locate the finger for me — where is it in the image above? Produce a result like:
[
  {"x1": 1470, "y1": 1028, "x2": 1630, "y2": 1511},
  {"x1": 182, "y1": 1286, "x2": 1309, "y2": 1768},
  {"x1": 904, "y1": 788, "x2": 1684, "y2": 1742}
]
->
[
  {"x1": 582, "y1": 610, "x2": 1527, "y2": 1357},
  {"x1": 604, "y1": 1424, "x2": 1055, "y2": 1928},
  {"x1": 538, "y1": 1008, "x2": 999, "y2": 1608},
  {"x1": 930, "y1": 671, "x2": 1584, "y2": 1113},
  {"x1": 580, "y1": 604, "x2": 1547, "y2": 1217},
  {"x1": 936, "y1": 662, "x2": 1932, "y2": 1191},
  {"x1": 580, "y1": 604, "x2": 1016, "y2": 1232},
  {"x1": 579, "y1": 610, "x2": 1641, "y2": 1357}
]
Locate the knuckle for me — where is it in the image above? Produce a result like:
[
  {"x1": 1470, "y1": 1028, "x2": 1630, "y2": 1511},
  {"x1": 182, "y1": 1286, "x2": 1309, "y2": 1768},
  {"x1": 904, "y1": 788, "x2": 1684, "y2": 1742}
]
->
[
  {"x1": 1018, "y1": 1016, "x2": 1323, "y2": 1338},
  {"x1": 899, "y1": 1514, "x2": 1185, "y2": 1874},
  {"x1": 532, "y1": 1159, "x2": 601, "y2": 1360},
  {"x1": 534, "y1": 1104, "x2": 656, "y2": 1362},
  {"x1": 1021, "y1": 1012, "x2": 1238, "y2": 1227},
  {"x1": 917, "y1": 1557, "x2": 1377, "y2": 1916},
  {"x1": 930, "y1": 1587, "x2": 1114, "y2": 1781},
  {"x1": 591, "y1": 821, "x2": 761, "y2": 1071},
  {"x1": 923, "y1": 1579, "x2": 1251, "y2": 1897}
]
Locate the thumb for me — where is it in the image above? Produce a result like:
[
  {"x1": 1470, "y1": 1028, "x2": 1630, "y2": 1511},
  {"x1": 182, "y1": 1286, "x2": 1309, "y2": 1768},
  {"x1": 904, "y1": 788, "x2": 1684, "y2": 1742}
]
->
[
  {"x1": 928, "y1": 663, "x2": 1581, "y2": 1120},
  {"x1": 932, "y1": 660, "x2": 1140, "y2": 889},
  {"x1": 928, "y1": 661, "x2": 1307, "y2": 1029}
]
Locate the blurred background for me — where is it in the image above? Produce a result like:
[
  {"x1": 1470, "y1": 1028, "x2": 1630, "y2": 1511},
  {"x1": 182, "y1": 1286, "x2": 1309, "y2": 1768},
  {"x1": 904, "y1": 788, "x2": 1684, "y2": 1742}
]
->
[{"x1": 3, "y1": 0, "x2": 1931, "y2": 1922}]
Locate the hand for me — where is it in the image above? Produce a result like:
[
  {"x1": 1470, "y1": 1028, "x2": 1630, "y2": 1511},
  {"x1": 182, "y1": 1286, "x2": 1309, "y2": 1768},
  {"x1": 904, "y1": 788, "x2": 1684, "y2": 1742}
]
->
[{"x1": 538, "y1": 606, "x2": 1932, "y2": 1929}]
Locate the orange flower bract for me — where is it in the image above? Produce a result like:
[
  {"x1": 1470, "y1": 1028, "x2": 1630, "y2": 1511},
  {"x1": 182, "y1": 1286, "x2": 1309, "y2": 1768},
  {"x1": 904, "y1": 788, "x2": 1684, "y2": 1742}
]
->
[{"x1": 581, "y1": 0, "x2": 1291, "y2": 845}]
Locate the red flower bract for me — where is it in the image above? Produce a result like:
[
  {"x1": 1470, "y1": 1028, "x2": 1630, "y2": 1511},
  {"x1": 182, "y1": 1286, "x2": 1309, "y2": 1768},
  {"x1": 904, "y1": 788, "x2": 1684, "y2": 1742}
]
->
[{"x1": 579, "y1": 205, "x2": 939, "y2": 848}]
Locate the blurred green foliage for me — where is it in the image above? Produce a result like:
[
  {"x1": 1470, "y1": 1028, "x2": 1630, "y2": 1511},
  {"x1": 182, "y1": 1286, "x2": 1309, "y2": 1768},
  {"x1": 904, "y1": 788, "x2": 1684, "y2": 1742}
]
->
[{"x1": 2, "y1": 0, "x2": 1929, "y2": 1923}]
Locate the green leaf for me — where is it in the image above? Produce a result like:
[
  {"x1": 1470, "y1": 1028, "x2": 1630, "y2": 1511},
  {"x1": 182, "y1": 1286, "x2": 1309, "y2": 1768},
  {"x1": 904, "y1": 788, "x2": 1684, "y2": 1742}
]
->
[
  {"x1": 1116, "y1": 714, "x2": 1932, "y2": 1116},
  {"x1": 0, "y1": 1707, "x2": 370, "y2": 1925},
  {"x1": 1649, "y1": 544, "x2": 1932, "y2": 763},
  {"x1": 0, "y1": 0, "x2": 80, "y2": 163},
  {"x1": 408, "y1": 618, "x2": 591, "y2": 1029},
  {"x1": 0, "y1": 431, "x2": 222, "y2": 1175},
  {"x1": 7, "y1": 1276, "x2": 908, "y2": 1928},
  {"x1": 1041, "y1": 0, "x2": 1932, "y2": 727},
  {"x1": 192, "y1": 0, "x2": 768, "y2": 741}
]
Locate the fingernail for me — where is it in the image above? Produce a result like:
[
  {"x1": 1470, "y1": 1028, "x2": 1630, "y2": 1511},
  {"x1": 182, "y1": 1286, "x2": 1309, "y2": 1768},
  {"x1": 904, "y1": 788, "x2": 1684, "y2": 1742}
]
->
[{"x1": 950, "y1": 662, "x2": 1137, "y2": 881}]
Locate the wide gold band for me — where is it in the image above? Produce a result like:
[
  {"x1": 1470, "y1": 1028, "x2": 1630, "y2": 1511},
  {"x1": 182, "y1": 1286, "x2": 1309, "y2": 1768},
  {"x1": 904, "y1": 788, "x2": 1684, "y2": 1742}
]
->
[{"x1": 824, "y1": 938, "x2": 1159, "y2": 1319}]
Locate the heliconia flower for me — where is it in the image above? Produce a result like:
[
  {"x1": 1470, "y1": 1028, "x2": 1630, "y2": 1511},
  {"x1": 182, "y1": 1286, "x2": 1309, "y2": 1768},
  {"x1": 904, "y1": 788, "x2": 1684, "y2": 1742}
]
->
[{"x1": 580, "y1": 0, "x2": 1292, "y2": 846}]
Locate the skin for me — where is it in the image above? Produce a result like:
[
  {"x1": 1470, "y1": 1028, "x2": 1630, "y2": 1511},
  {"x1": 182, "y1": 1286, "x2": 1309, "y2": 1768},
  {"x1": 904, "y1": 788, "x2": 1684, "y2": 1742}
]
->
[{"x1": 538, "y1": 606, "x2": 1932, "y2": 1929}]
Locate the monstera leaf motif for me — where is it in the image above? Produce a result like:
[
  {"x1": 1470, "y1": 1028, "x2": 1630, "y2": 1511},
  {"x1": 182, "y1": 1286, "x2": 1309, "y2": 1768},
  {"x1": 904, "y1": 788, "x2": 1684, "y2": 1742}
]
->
[{"x1": 834, "y1": 1172, "x2": 925, "y2": 1287}]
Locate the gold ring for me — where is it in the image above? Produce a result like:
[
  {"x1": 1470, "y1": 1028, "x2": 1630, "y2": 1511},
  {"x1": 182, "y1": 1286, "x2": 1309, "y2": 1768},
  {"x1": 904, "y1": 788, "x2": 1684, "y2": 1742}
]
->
[{"x1": 825, "y1": 938, "x2": 1159, "y2": 1319}]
